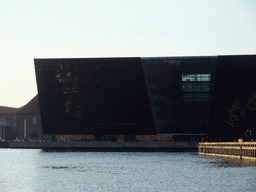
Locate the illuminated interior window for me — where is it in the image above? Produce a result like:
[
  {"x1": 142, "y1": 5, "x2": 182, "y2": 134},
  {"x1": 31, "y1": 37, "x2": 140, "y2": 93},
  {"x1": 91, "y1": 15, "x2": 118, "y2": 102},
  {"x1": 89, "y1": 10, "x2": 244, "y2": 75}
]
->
[{"x1": 182, "y1": 74, "x2": 211, "y2": 82}]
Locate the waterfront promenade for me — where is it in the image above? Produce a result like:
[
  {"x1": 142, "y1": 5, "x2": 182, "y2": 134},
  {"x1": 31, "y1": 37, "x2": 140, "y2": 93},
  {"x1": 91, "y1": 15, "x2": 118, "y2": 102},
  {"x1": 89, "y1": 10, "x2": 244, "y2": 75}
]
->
[
  {"x1": 0, "y1": 140, "x2": 198, "y2": 151},
  {"x1": 199, "y1": 142, "x2": 256, "y2": 160}
]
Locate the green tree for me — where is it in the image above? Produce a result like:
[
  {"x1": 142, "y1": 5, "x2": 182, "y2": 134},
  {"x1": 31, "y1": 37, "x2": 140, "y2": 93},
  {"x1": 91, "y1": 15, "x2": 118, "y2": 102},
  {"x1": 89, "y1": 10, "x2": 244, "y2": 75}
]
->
[
  {"x1": 246, "y1": 91, "x2": 256, "y2": 133},
  {"x1": 246, "y1": 91, "x2": 256, "y2": 111},
  {"x1": 227, "y1": 91, "x2": 256, "y2": 140}
]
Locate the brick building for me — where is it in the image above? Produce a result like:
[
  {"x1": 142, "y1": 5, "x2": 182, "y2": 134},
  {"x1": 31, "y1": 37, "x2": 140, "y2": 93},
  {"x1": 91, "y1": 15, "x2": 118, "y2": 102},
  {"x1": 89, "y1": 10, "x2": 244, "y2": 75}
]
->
[
  {"x1": 16, "y1": 95, "x2": 53, "y2": 141},
  {"x1": 0, "y1": 106, "x2": 18, "y2": 140}
]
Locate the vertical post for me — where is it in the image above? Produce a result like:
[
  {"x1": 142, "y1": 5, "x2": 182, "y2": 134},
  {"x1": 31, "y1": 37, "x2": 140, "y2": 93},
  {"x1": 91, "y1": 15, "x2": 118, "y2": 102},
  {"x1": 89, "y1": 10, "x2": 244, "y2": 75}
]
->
[
  {"x1": 24, "y1": 119, "x2": 26, "y2": 140},
  {"x1": 232, "y1": 125, "x2": 235, "y2": 141},
  {"x1": 219, "y1": 117, "x2": 221, "y2": 142},
  {"x1": 243, "y1": 111, "x2": 245, "y2": 139},
  {"x1": 207, "y1": 119, "x2": 209, "y2": 139},
  {"x1": 240, "y1": 145, "x2": 243, "y2": 159}
]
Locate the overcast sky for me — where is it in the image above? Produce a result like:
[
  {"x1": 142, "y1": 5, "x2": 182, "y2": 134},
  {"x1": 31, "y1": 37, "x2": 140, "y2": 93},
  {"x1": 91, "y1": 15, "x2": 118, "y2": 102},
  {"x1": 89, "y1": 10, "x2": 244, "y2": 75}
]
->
[{"x1": 0, "y1": 0, "x2": 256, "y2": 108}]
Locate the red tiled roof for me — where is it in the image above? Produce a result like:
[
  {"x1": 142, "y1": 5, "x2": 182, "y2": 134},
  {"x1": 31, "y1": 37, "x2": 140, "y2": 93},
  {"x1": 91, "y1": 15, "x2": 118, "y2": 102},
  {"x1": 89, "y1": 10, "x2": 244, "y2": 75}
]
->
[
  {"x1": 0, "y1": 106, "x2": 19, "y2": 114},
  {"x1": 16, "y1": 95, "x2": 39, "y2": 114}
]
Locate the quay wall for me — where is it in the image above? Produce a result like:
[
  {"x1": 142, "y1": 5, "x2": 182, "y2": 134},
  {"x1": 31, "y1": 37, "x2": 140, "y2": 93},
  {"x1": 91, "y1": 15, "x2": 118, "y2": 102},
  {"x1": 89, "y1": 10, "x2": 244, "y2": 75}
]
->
[{"x1": 0, "y1": 141, "x2": 198, "y2": 151}]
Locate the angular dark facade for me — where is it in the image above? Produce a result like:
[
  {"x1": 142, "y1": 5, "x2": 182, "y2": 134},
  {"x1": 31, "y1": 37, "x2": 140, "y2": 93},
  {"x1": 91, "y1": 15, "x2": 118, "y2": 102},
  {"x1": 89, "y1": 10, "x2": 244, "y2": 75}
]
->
[
  {"x1": 34, "y1": 55, "x2": 256, "y2": 140},
  {"x1": 35, "y1": 58, "x2": 155, "y2": 135}
]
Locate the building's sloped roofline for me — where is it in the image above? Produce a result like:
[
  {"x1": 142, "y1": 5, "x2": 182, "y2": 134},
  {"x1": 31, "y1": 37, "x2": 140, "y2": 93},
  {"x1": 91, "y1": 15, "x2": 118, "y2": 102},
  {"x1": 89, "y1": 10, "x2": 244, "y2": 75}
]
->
[
  {"x1": 16, "y1": 95, "x2": 39, "y2": 114},
  {"x1": 141, "y1": 55, "x2": 219, "y2": 60},
  {"x1": 0, "y1": 106, "x2": 19, "y2": 114}
]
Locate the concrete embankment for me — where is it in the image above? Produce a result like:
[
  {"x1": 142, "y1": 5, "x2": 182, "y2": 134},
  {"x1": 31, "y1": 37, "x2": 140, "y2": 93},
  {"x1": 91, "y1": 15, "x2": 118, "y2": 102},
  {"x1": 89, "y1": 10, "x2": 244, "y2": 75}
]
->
[{"x1": 0, "y1": 141, "x2": 198, "y2": 151}]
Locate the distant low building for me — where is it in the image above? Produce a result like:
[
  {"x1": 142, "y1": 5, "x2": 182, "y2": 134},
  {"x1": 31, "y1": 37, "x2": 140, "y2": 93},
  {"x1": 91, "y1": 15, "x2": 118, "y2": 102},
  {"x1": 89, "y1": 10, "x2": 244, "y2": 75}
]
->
[
  {"x1": 15, "y1": 95, "x2": 53, "y2": 141},
  {"x1": 0, "y1": 106, "x2": 18, "y2": 140}
]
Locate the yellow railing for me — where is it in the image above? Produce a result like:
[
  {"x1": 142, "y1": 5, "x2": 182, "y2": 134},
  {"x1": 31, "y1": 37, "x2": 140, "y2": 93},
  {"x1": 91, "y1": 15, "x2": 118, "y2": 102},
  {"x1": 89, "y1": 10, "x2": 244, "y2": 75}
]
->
[{"x1": 199, "y1": 142, "x2": 256, "y2": 159}]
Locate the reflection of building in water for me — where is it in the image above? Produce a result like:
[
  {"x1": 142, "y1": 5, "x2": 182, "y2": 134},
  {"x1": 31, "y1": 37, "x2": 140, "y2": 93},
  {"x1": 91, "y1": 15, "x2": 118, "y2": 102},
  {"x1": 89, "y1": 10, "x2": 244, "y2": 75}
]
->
[
  {"x1": 55, "y1": 134, "x2": 174, "y2": 142},
  {"x1": 54, "y1": 63, "x2": 81, "y2": 118},
  {"x1": 34, "y1": 55, "x2": 256, "y2": 141},
  {"x1": 141, "y1": 57, "x2": 216, "y2": 135},
  {"x1": 35, "y1": 58, "x2": 155, "y2": 135}
]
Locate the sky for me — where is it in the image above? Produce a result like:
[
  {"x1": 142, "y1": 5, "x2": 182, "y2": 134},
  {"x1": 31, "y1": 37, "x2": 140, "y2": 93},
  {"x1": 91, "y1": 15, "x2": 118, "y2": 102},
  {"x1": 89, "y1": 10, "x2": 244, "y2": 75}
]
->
[{"x1": 0, "y1": 0, "x2": 256, "y2": 108}]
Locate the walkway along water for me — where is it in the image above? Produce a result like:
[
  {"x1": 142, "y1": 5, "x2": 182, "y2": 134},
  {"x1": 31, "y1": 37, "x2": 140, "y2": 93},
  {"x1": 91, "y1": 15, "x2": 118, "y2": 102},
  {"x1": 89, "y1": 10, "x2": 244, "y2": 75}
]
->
[
  {"x1": 199, "y1": 142, "x2": 256, "y2": 160},
  {"x1": 0, "y1": 141, "x2": 198, "y2": 151}
]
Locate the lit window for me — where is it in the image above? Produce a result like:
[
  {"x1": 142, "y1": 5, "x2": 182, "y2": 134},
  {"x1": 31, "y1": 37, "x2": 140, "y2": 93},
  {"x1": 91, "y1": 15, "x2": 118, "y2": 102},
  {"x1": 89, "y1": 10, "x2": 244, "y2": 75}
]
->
[
  {"x1": 182, "y1": 74, "x2": 211, "y2": 82},
  {"x1": 32, "y1": 117, "x2": 37, "y2": 125}
]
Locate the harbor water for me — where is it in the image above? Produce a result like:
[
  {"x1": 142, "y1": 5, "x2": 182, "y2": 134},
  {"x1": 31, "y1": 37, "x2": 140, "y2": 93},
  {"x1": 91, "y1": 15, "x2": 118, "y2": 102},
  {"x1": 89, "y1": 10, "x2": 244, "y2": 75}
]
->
[{"x1": 0, "y1": 149, "x2": 255, "y2": 192}]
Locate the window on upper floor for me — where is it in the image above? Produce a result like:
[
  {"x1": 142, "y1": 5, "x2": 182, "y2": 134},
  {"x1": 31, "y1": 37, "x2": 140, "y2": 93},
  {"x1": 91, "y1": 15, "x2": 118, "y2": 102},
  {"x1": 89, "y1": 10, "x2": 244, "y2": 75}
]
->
[
  {"x1": 183, "y1": 93, "x2": 210, "y2": 102},
  {"x1": 182, "y1": 82, "x2": 210, "y2": 92},
  {"x1": 182, "y1": 74, "x2": 211, "y2": 82},
  {"x1": 32, "y1": 117, "x2": 37, "y2": 125}
]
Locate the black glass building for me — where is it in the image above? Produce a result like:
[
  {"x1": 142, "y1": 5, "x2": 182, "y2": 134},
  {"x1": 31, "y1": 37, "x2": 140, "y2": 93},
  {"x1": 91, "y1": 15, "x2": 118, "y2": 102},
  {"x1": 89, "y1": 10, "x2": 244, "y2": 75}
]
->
[{"x1": 34, "y1": 55, "x2": 256, "y2": 140}]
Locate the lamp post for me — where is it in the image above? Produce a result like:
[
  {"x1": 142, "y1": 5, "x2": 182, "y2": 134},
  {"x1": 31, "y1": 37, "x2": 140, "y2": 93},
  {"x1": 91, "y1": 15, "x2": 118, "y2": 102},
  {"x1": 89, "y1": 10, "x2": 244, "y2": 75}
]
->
[
  {"x1": 219, "y1": 117, "x2": 221, "y2": 142},
  {"x1": 1, "y1": 124, "x2": 3, "y2": 139},
  {"x1": 243, "y1": 111, "x2": 245, "y2": 139},
  {"x1": 24, "y1": 119, "x2": 26, "y2": 140}
]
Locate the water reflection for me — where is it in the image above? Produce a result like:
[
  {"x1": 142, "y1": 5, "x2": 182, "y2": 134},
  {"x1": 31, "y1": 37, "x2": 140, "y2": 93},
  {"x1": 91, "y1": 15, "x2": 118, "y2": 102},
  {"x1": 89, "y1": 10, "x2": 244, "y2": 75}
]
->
[
  {"x1": 207, "y1": 156, "x2": 256, "y2": 167},
  {"x1": 41, "y1": 148, "x2": 199, "y2": 153},
  {"x1": 1, "y1": 149, "x2": 256, "y2": 192}
]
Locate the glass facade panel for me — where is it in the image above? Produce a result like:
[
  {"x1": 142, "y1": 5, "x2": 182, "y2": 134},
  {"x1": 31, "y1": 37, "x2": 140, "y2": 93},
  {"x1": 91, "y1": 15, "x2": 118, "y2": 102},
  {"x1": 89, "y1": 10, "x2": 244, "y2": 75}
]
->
[
  {"x1": 141, "y1": 57, "x2": 216, "y2": 134},
  {"x1": 35, "y1": 58, "x2": 156, "y2": 135},
  {"x1": 182, "y1": 82, "x2": 210, "y2": 92},
  {"x1": 35, "y1": 56, "x2": 219, "y2": 135},
  {"x1": 182, "y1": 74, "x2": 211, "y2": 81},
  {"x1": 34, "y1": 55, "x2": 256, "y2": 141},
  {"x1": 183, "y1": 93, "x2": 210, "y2": 102}
]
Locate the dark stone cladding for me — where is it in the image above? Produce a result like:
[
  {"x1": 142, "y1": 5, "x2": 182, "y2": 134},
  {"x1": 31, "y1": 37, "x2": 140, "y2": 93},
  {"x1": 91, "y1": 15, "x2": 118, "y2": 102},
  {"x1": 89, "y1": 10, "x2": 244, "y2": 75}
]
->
[
  {"x1": 34, "y1": 55, "x2": 256, "y2": 140},
  {"x1": 141, "y1": 56, "x2": 217, "y2": 135}
]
